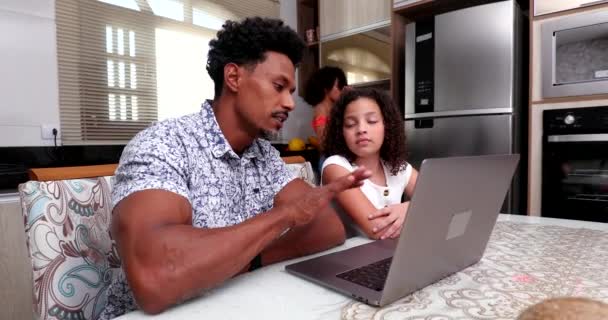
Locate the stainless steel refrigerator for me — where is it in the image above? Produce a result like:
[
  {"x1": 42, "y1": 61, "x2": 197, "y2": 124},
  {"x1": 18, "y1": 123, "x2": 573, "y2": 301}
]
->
[{"x1": 404, "y1": 0, "x2": 527, "y2": 214}]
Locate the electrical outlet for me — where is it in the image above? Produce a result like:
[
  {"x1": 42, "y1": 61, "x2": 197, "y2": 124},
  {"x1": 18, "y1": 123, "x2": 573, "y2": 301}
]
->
[{"x1": 41, "y1": 124, "x2": 60, "y2": 140}]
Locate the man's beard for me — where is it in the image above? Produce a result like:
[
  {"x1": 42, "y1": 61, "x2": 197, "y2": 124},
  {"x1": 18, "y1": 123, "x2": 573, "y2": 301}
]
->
[
  {"x1": 260, "y1": 129, "x2": 280, "y2": 141},
  {"x1": 260, "y1": 130, "x2": 271, "y2": 140}
]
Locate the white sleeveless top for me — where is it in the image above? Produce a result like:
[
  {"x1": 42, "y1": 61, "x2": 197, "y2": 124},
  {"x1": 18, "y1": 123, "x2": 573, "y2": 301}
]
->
[
  {"x1": 321, "y1": 155, "x2": 413, "y2": 237},
  {"x1": 322, "y1": 155, "x2": 412, "y2": 208}
]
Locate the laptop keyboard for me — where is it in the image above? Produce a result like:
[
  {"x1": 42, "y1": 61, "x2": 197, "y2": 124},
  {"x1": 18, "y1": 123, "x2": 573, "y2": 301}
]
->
[{"x1": 336, "y1": 257, "x2": 393, "y2": 291}]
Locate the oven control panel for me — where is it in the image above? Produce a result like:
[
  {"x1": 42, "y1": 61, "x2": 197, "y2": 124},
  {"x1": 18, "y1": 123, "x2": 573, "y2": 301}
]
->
[
  {"x1": 544, "y1": 106, "x2": 608, "y2": 134},
  {"x1": 563, "y1": 114, "x2": 575, "y2": 125}
]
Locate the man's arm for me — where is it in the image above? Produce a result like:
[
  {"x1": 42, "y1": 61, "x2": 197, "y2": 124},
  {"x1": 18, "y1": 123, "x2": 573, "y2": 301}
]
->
[{"x1": 112, "y1": 168, "x2": 370, "y2": 315}]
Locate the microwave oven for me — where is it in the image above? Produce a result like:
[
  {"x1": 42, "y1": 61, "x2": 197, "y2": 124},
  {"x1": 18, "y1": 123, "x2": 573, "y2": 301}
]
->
[{"x1": 541, "y1": 10, "x2": 608, "y2": 98}]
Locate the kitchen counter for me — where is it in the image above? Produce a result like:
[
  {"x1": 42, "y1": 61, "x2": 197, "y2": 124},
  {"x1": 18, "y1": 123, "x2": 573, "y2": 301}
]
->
[{"x1": 0, "y1": 190, "x2": 19, "y2": 203}]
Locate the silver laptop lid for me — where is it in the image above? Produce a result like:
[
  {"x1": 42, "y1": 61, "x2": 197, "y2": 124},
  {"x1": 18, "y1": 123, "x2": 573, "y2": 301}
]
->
[{"x1": 380, "y1": 154, "x2": 520, "y2": 305}]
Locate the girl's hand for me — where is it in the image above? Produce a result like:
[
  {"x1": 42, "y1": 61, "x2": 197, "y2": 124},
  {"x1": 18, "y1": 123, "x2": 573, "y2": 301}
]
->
[{"x1": 368, "y1": 202, "x2": 410, "y2": 239}]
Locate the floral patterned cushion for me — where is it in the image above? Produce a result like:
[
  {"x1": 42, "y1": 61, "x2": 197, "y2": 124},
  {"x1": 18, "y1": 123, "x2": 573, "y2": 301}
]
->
[
  {"x1": 19, "y1": 177, "x2": 121, "y2": 320},
  {"x1": 286, "y1": 161, "x2": 317, "y2": 186}
]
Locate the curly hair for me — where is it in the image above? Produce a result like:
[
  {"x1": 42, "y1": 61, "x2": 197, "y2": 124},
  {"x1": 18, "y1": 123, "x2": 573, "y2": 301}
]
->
[
  {"x1": 303, "y1": 66, "x2": 348, "y2": 106},
  {"x1": 322, "y1": 88, "x2": 408, "y2": 175},
  {"x1": 207, "y1": 17, "x2": 305, "y2": 97}
]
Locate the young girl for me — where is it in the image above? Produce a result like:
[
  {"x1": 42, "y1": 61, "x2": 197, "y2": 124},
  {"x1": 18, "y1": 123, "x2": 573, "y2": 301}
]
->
[{"x1": 322, "y1": 89, "x2": 418, "y2": 240}]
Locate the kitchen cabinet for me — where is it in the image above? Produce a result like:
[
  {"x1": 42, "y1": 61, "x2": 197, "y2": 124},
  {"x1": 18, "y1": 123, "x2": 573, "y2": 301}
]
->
[
  {"x1": 297, "y1": 0, "x2": 320, "y2": 97},
  {"x1": 319, "y1": 0, "x2": 391, "y2": 40},
  {"x1": 534, "y1": 0, "x2": 608, "y2": 16},
  {"x1": 321, "y1": 26, "x2": 391, "y2": 85},
  {"x1": 529, "y1": 2, "x2": 608, "y2": 214},
  {"x1": 393, "y1": 0, "x2": 426, "y2": 10}
]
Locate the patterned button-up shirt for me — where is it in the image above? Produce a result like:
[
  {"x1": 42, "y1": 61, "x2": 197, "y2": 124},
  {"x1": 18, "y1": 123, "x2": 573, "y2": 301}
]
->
[{"x1": 99, "y1": 101, "x2": 294, "y2": 319}]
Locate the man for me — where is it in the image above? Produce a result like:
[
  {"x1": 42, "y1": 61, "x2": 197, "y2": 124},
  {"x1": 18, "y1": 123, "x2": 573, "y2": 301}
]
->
[{"x1": 99, "y1": 17, "x2": 370, "y2": 319}]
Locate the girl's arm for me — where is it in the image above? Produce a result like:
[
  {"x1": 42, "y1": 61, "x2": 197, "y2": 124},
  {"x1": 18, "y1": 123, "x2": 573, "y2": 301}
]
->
[{"x1": 322, "y1": 164, "x2": 381, "y2": 239}]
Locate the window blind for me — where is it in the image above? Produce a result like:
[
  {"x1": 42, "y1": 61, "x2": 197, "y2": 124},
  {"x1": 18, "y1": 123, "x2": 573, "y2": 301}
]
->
[{"x1": 56, "y1": 0, "x2": 279, "y2": 145}]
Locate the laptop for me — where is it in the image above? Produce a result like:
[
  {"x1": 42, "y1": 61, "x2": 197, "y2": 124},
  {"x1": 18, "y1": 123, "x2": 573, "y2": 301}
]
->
[{"x1": 285, "y1": 154, "x2": 520, "y2": 307}]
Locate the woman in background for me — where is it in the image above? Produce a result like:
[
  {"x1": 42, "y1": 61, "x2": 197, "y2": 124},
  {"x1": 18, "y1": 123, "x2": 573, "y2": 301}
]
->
[
  {"x1": 322, "y1": 88, "x2": 418, "y2": 240},
  {"x1": 304, "y1": 66, "x2": 348, "y2": 172}
]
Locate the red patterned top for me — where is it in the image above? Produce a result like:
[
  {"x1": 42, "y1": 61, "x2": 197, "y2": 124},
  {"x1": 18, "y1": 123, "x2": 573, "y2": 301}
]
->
[{"x1": 311, "y1": 115, "x2": 328, "y2": 129}]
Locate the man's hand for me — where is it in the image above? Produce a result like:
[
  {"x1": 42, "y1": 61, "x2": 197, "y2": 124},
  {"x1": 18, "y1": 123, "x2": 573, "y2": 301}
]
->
[
  {"x1": 288, "y1": 167, "x2": 371, "y2": 227},
  {"x1": 368, "y1": 202, "x2": 410, "y2": 239}
]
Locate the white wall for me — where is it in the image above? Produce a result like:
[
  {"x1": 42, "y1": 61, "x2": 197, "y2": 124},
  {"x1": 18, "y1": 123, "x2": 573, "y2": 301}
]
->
[
  {"x1": 0, "y1": 0, "x2": 59, "y2": 147},
  {"x1": 0, "y1": 0, "x2": 312, "y2": 147},
  {"x1": 279, "y1": 0, "x2": 315, "y2": 142}
]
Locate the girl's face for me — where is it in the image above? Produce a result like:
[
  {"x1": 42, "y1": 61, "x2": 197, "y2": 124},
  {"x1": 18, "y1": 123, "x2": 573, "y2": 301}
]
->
[{"x1": 342, "y1": 97, "x2": 385, "y2": 159}]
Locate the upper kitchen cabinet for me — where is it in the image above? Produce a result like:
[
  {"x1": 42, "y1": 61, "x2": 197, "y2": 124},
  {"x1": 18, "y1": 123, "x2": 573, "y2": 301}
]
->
[
  {"x1": 535, "y1": 0, "x2": 608, "y2": 17},
  {"x1": 321, "y1": 26, "x2": 391, "y2": 85},
  {"x1": 297, "y1": 0, "x2": 320, "y2": 97},
  {"x1": 393, "y1": 0, "x2": 425, "y2": 10},
  {"x1": 319, "y1": 0, "x2": 391, "y2": 41}
]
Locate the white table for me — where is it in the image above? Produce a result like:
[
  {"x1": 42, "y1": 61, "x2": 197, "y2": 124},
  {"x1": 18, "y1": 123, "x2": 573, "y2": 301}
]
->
[{"x1": 116, "y1": 215, "x2": 608, "y2": 320}]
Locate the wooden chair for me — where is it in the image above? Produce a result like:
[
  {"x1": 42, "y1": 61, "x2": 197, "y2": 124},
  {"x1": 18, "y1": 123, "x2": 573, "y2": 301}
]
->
[
  {"x1": 282, "y1": 156, "x2": 317, "y2": 186},
  {"x1": 28, "y1": 158, "x2": 309, "y2": 182},
  {"x1": 18, "y1": 155, "x2": 316, "y2": 320},
  {"x1": 28, "y1": 164, "x2": 118, "y2": 181},
  {"x1": 281, "y1": 155, "x2": 306, "y2": 164}
]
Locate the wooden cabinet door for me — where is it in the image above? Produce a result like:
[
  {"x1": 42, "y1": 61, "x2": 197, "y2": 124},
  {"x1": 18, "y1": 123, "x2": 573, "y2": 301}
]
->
[
  {"x1": 320, "y1": 0, "x2": 391, "y2": 40},
  {"x1": 0, "y1": 201, "x2": 34, "y2": 320},
  {"x1": 535, "y1": 0, "x2": 606, "y2": 16}
]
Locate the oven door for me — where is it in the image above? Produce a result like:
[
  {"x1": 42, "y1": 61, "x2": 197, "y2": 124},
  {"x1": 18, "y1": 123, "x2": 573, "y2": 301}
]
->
[{"x1": 542, "y1": 133, "x2": 608, "y2": 222}]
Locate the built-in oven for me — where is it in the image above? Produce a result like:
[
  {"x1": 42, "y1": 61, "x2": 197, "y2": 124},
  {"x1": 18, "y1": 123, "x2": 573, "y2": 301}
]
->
[{"x1": 542, "y1": 106, "x2": 608, "y2": 222}]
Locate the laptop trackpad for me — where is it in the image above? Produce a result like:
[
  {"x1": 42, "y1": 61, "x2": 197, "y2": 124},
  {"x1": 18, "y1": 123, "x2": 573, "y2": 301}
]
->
[
  {"x1": 373, "y1": 238, "x2": 398, "y2": 251},
  {"x1": 287, "y1": 254, "x2": 353, "y2": 277}
]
